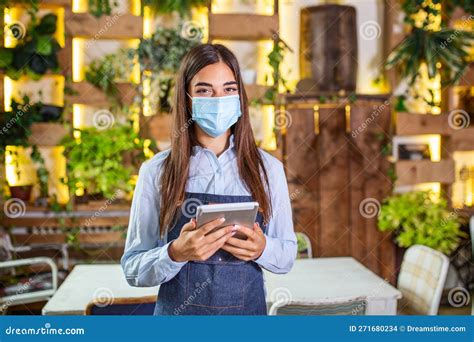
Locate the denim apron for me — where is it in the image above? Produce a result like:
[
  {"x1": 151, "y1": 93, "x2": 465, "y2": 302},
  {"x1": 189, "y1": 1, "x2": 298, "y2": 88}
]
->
[{"x1": 153, "y1": 192, "x2": 267, "y2": 315}]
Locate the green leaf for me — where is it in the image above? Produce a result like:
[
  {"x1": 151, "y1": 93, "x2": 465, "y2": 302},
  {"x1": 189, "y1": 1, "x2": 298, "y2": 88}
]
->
[{"x1": 35, "y1": 35, "x2": 53, "y2": 55}]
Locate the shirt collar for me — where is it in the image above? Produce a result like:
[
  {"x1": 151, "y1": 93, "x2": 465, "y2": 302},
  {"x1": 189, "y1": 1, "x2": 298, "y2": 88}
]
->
[{"x1": 192, "y1": 134, "x2": 235, "y2": 157}]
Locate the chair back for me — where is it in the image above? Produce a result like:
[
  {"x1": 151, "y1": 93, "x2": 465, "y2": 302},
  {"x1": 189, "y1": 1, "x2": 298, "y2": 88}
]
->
[
  {"x1": 85, "y1": 295, "x2": 157, "y2": 315},
  {"x1": 296, "y1": 232, "x2": 313, "y2": 258},
  {"x1": 268, "y1": 296, "x2": 367, "y2": 316},
  {"x1": 397, "y1": 244, "x2": 449, "y2": 315}
]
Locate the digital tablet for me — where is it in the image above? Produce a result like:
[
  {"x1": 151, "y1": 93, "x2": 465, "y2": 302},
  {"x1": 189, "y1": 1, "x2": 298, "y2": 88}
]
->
[{"x1": 196, "y1": 202, "x2": 259, "y2": 239}]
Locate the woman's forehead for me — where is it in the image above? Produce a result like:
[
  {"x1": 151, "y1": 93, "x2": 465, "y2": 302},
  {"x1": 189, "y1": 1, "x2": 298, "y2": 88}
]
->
[{"x1": 191, "y1": 62, "x2": 236, "y2": 86}]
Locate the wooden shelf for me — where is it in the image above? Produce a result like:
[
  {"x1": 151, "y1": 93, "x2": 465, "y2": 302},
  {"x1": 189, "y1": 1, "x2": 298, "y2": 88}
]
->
[
  {"x1": 208, "y1": 13, "x2": 278, "y2": 40},
  {"x1": 395, "y1": 160, "x2": 455, "y2": 186},
  {"x1": 28, "y1": 123, "x2": 69, "y2": 147},
  {"x1": 12, "y1": 231, "x2": 124, "y2": 245},
  {"x1": 1, "y1": 203, "x2": 130, "y2": 228},
  {"x1": 65, "y1": 81, "x2": 137, "y2": 106},
  {"x1": 396, "y1": 112, "x2": 451, "y2": 135},
  {"x1": 65, "y1": 13, "x2": 143, "y2": 39}
]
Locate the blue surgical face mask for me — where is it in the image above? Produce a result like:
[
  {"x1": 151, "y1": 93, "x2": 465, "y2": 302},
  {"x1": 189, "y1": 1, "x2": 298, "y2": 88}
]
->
[{"x1": 188, "y1": 94, "x2": 242, "y2": 138}]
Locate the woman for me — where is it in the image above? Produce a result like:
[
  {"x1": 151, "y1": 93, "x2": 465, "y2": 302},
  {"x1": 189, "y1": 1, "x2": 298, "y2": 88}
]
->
[{"x1": 121, "y1": 44, "x2": 296, "y2": 315}]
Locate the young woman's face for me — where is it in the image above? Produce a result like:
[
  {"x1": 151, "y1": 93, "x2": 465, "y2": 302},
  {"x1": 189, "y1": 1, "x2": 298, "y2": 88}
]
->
[{"x1": 188, "y1": 61, "x2": 239, "y2": 98}]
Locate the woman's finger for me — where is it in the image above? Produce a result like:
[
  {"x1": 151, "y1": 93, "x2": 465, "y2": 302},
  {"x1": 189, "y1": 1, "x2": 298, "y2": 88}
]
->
[
  {"x1": 233, "y1": 225, "x2": 256, "y2": 239},
  {"x1": 203, "y1": 225, "x2": 237, "y2": 243},
  {"x1": 201, "y1": 230, "x2": 235, "y2": 256},
  {"x1": 221, "y1": 244, "x2": 254, "y2": 258},
  {"x1": 180, "y1": 218, "x2": 196, "y2": 232},
  {"x1": 225, "y1": 236, "x2": 255, "y2": 250},
  {"x1": 197, "y1": 217, "x2": 226, "y2": 236}
]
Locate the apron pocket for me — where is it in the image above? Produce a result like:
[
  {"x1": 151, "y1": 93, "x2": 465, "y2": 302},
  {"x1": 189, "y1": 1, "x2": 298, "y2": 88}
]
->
[{"x1": 186, "y1": 262, "x2": 245, "y2": 309}]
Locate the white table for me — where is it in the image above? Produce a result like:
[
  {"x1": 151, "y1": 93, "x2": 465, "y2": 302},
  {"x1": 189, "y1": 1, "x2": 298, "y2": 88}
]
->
[
  {"x1": 264, "y1": 258, "x2": 401, "y2": 315},
  {"x1": 42, "y1": 258, "x2": 401, "y2": 315},
  {"x1": 42, "y1": 264, "x2": 159, "y2": 315}
]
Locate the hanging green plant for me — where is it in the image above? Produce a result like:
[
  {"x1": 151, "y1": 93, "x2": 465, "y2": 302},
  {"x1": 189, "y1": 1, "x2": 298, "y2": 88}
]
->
[
  {"x1": 85, "y1": 49, "x2": 135, "y2": 109},
  {"x1": 30, "y1": 144, "x2": 49, "y2": 203},
  {"x1": 378, "y1": 191, "x2": 467, "y2": 255},
  {"x1": 88, "y1": 0, "x2": 118, "y2": 18},
  {"x1": 386, "y1": 27, "x2": 474, "y2": 86},
  {"x1": 260, "y1": 32, "x2": 292, "y2": 106},
  {"x1": 0, "y1": 13, "x2": 61, "y2": 80},
  {"x1": 386, "y1": 0, "x2": 474, "y2": 87},
  {"x1": 142, "y1": 0, "x2": 208, "y2": 17},
  {"x1": 135, "y1": 24, "x2": 202, "y2": 113}
]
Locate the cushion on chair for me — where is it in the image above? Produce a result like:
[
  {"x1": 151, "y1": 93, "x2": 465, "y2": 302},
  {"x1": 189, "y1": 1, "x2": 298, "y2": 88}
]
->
[
  {"x1": 275, "y1": 299, "x2": 367, "y2": 316},
  {"x1": 397, "y1": 245, "x2": 448, "y2": 315}
]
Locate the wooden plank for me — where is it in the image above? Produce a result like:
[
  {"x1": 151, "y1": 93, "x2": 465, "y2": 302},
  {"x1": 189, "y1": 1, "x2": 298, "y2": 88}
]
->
[
  {"x1": 384, "y1": 0, "x2": 405, "y2": 91},
  {"x1": 65, "y1": 12, "x2": 143, "y2": 39},
  {"x1": 28, "y1": 123, "x2": 69, "y2": 146},
  {"x1": 245, "y1": 84, "x2": 270, "y2": 100},
  {"x1": 208, "y1": 14, "x2": 278, "y2": 40},
  {"x1": 284, "y1": 106, "x2": 320, "y2": 255},
  {"x1": 452, "y1": 127, "x2": 474, "y2": 151},
  {"x1": 350, "y1": 100, "x2": 393, "y2": 279},
  {"x1": 395, "y1": 160, "x2": 455, "y2": 186},
  {"x1": 65, "y1": 81, "x2": 137, "y2": 106},
  {"x1": 459, "y1": 63, "x2": 474, "y2": 87},
  {"x1": 58, "y1": 36, "x2": 73, "y2": 79},
  {"x1": 317, "y1": 106, "x2": 350, "y2": 257}
]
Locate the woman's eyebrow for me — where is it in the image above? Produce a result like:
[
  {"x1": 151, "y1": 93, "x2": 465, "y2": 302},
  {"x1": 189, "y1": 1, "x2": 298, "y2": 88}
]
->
[
  {"x1": 223, "y1": 81, "x2": 237, "y2": 86},
  {"x1": 194, "y1": 82, "x2": 213, "y2": 87}
]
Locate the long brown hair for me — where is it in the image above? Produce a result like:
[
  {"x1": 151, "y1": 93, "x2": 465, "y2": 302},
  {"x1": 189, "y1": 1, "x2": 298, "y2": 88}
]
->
[{"x1": 159, "y1": 44, "x2": 272, "y2": 236}]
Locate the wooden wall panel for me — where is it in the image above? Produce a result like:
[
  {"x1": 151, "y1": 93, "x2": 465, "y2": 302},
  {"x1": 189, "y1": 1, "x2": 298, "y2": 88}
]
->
[{"x1": 284, "y1": 95, "x2": 395, "y2": 283}]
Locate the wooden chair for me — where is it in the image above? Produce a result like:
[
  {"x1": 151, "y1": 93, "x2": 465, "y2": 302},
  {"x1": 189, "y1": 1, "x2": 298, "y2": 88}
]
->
[
  {"x1": 85, "y1": 295, "x2": 157, "y2": 315},
  {"x1": 268, "y1": 296, "x2": 367, "y2": 316},
  {"x1": 397, "y1": 245, "x2": 449, "y2": 315}
]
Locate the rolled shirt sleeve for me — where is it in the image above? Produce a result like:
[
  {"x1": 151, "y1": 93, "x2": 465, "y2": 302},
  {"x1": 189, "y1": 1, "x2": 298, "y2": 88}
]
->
[
  {"x1": 121, "y1": 152, "x2": 187, "y2": 287},
  {"x1": 254, "y1": 155, "x2": 297, "y2": 274}
]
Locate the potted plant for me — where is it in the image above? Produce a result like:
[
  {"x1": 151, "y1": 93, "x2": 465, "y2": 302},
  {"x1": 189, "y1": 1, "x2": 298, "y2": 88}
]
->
[
  {"x1": 0, "y1": 95, "x2": 66, "y2": 203},
  {"x1": 378, "y1": 191, "x2": 467, "y2": 266},
  {"x1": 61, "y1": 123, "x2": 147, "y2": 203},
  {"x1": 0, "y1": 12, "x2": 61, "y2": 80},
  {"x1": 0, "y1": 96, "x2": 40, "y2": 201}
]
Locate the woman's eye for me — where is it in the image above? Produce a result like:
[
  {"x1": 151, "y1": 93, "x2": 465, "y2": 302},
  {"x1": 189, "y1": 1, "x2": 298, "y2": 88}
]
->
[
  {"x1": 225, "y1": 87, "x2": 238, "y2": 93},
  {"x1": 196, "y1": 88, "x2": 212, "y2": 95}
]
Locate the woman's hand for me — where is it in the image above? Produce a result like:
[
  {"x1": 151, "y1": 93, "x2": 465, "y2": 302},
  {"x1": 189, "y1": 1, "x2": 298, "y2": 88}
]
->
[
  {"x1": 221, "y1": 223, "x2": 266, "y2": 261},
  {"x1": 168, "y1": 217, "x2": 237, "y2": 262}
]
